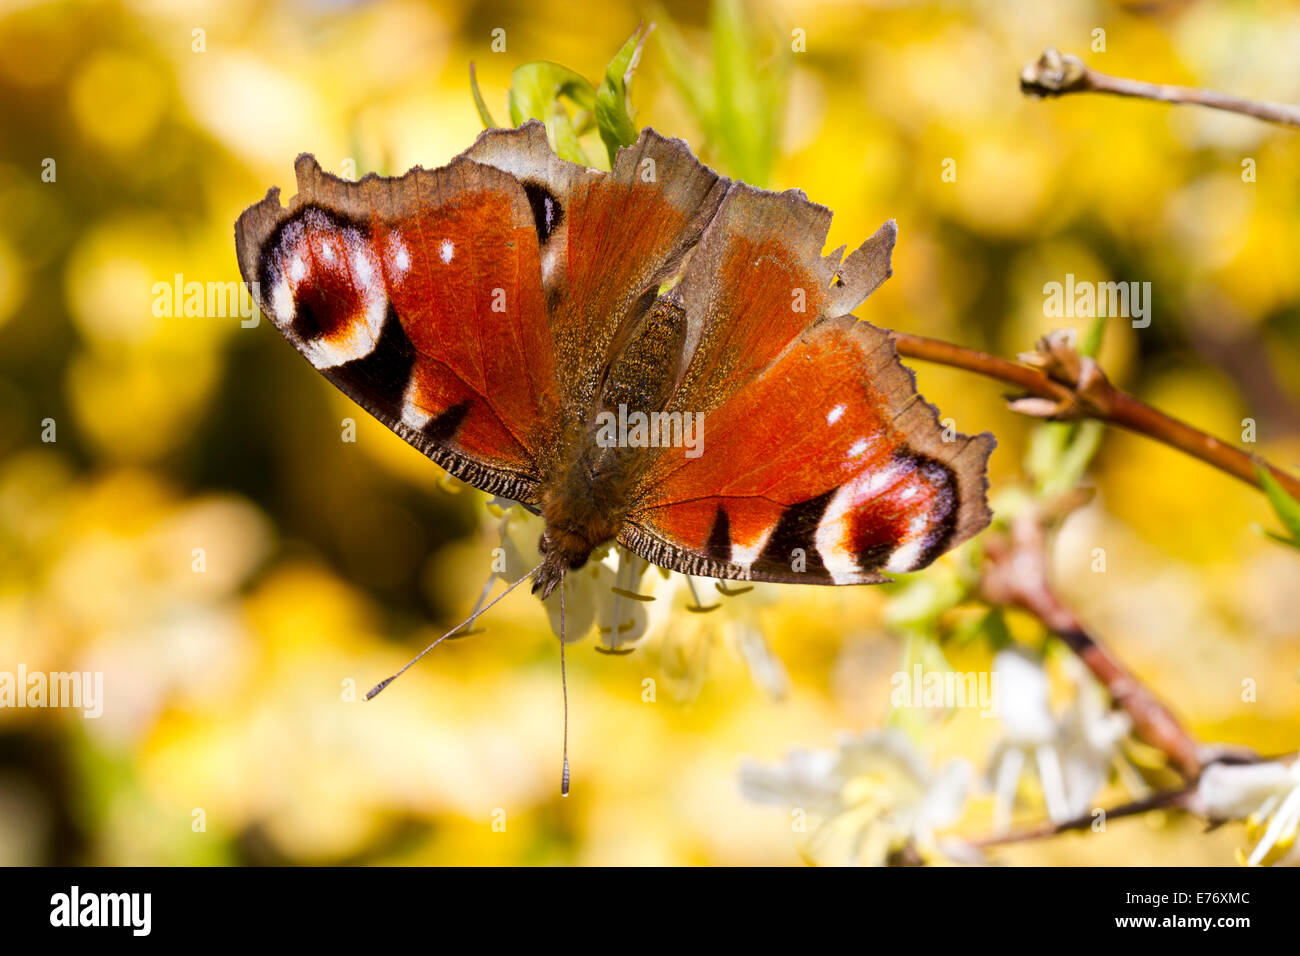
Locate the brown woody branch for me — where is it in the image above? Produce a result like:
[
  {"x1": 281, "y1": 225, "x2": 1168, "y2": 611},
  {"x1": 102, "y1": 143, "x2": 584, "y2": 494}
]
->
[
  {"x1": 1020, "y1": 47, "x2": 1300, "y2": 129},
  {"x1": 936, "y1": 43, "x2": 1296, "y2": 853},
  {"x1": 979, "y1": 503, "x2": 1203, "y2": 780},
  {"x1": 893, "y1": 330, "x2": 1300, "y2": 502}
]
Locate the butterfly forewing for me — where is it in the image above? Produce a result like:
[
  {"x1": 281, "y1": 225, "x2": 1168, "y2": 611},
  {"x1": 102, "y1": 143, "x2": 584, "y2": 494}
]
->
[{"x1": 235, "y1": 151, "x2": 560, "y2": 501}]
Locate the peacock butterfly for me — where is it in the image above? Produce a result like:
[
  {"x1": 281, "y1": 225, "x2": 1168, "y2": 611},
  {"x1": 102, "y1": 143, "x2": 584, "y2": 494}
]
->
[
  {"x1": 234, "y1": 122, "x2": 995, "y2": 786},
  {"x1": 235, "y1": 120, "x2": 993, "y2": 593}
]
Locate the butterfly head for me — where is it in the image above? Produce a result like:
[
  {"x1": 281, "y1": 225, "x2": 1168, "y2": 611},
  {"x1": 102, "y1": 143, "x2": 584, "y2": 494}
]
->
[{"x1": 532, "y1": 527, "x2": 592, "y2": 599}]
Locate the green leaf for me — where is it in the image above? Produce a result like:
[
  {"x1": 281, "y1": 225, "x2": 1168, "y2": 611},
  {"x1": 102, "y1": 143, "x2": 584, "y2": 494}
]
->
[
  {"x1": 652, "y1": 0, "x2": 788, "y2": 186},
  {"x1": 1026, "y1": 417, "x2": 1103, "y2": 498},
  {"x1": 882, "y1": 563, "x2": 968, "y2": 635},
  {"x1": 1026, "y1": 421, "x2": 1068, "y2": 484},
  {"x1": 711, "y1": 0, "x2": 785, "y2": 186},
  {"x1": 548, "y1": 107, "x2": 587, "y2": 166},
  {"x1": 1262, "y1": 528, "x2": 1300, "y2": 551},
  {"x1": 952, "y1": 606, "x2": 1013, "y2": 650},
  {"x1": 507, "y1": 61, "x2": 597, "y2": 165},
  {"x1": 1054, "y1": 419, "x2": 1104, "y2": 491},
  {"x1": 468, "y1": 62, "x2": 497, "y2": 129},
  {"x1": 1257, "y1": 465, "x2": 1300, "y2": 548},
  {"x1": 595, "y1": 24, "x2": 650, "y2": 166},
  {"x1": 1079, "y1": 314, "x2": 1106, "y2": 359},
  {"x1": 653, "y1": 12, "x2": 714, "y2": 131},
  {"x1": 886, "y1": 631, "x2": 957, "y2": 732},
  {"x1": 1025, "y1": 322, "x2": 1107, "y2": 496}
]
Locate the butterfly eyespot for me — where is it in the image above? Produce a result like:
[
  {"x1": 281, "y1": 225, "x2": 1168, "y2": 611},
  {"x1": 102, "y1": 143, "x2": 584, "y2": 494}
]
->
[{"x1": 522, "y1": 180, "x2": 563, "y2": 243}]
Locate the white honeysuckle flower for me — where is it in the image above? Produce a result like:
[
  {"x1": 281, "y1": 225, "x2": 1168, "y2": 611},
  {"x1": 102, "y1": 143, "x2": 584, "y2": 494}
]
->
[
  {"x1": 993, "y1": 646, "x2": 1057, "y2": 742},
  {"x1": 1056, "y1": 673, "x2": 1131, "y2": 818},
  {"x1": 1195, "y1": 759, "x2": 1300, "y2": 866},
  {"x1": 741, "y1": 748, "x2": 842, "y2": 816},
  {"x1": 645, "y1": 577, "x2": 794, "y2": 702},
  {"x1": 730, "y1": 619, "x2": 790, "y2": 700},
  {"x1": 740, "y1": 729, "x2": 973, "y2": 866},
  {"x1": 488, "y1": 499, "x2": 661, "y2": 645},
  {"x1": 486, "y1": 500, "x2": 790, "y2": 691},
  {"x1": 596, "y1": 547, "x2": 675, "y2": 652},
  {"x1": 985, "y1": 648, "x2": 1131, "y2": 831}
]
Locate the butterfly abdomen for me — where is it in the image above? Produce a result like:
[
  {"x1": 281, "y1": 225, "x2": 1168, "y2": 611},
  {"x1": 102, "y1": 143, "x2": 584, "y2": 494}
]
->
[{"x1": 597, "y1": 297, "x2": 687, "y2": 415}]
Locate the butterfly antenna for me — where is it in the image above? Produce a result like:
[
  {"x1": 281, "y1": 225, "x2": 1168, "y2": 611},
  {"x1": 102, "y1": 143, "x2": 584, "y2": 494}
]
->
[
  {"x1": 560, "y1": 569, "x2": 570, "y2": 797},
  {"x1": 365, "y1": 561, "x2": 541, "y2": 700},
  {"x1": 453, "y1": 566, "x2": 499, "y2": 636}
]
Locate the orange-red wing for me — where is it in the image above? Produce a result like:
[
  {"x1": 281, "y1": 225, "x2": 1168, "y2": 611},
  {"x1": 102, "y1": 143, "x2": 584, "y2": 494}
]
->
[
  {"x1": 667, "y1": 185, "x2": 897, "y2": 417},
  {"x1": 463, "y1": 123, "x2": 728, "y2": 417},
  {"x1": 235, "y1": 153, "x2": 558, "y2": 501},
  {"x1": 622, "y1": 318, "x2": 994, "y2": 584}
]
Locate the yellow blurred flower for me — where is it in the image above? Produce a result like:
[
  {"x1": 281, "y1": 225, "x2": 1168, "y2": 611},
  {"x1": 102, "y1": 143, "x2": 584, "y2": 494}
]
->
[{"x1": 69, "y1": 51, "x2": 166, "y2": 153}]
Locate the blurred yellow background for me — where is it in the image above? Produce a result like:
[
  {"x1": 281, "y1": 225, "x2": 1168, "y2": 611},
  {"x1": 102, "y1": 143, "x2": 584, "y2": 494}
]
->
[{"x1": 0, "y1": 0, "x2": 1298, "y2": 865}]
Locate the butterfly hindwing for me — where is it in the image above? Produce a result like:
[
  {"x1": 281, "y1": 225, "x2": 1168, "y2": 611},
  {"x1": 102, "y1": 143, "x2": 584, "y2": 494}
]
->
[
  {"x1": 622, "y1": 316, "x2": 994, "y2": 585},
  {"x1": 614, "y1": 183, "x2": 986, "y2": 586}
]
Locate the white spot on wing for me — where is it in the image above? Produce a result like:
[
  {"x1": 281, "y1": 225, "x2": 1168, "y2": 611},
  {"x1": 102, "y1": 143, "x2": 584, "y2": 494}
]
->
[
  {"x1": 270, "y1": 276, "x2": 293, "y2": 326},
  {"x1": 401, "y1": 403, "x2": 431, "y2": 431},
  {"x1": 307, "y1": 325, "x2": 369, "y2": 368},
  {"x1": 387, "y1": 233, "x2": 411, "y2": 274},
  {"x1": 353, "y1": 249, "x2": 373, "y2": 285},
  {"x1": 884, "y1": 541, "x2": 926, "y2": 573},
  {"x1": 399, "y1": 379, "x2": 432, "y2": 431},
  {"x1": 540, "y1": 243, "x2": 561, "y2": 286},
  {"x1": 826, "y1": 404, "x2": 846, "y2": 425},
  {"x1": 289, "y1": 257, "x2": 306, "y2": 282},
  {"x1": 730, "y1": 528, "x2": 774, "y2": 569},
  {"x1": 847, "y1": 438, "x2": 870, "y2": 458},
  {"x1": 440, "y1": 239, "x2": 455, "y2": 264}
]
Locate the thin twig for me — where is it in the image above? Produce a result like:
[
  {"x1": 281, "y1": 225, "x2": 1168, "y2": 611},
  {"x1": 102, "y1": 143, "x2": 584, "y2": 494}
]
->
[
  {"x1": 980, "y1": 506, "x2": 1203, "y2": 780},
  {"x1": 892, "y1": 331, "x2": 1300, "y2": 501},
  {"x1": 971, "y1": 786, "x2": 1194, "y2": 848},
  {"x1": 1020, "y1": 47, "x2": 1300, "y2": 129}
]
